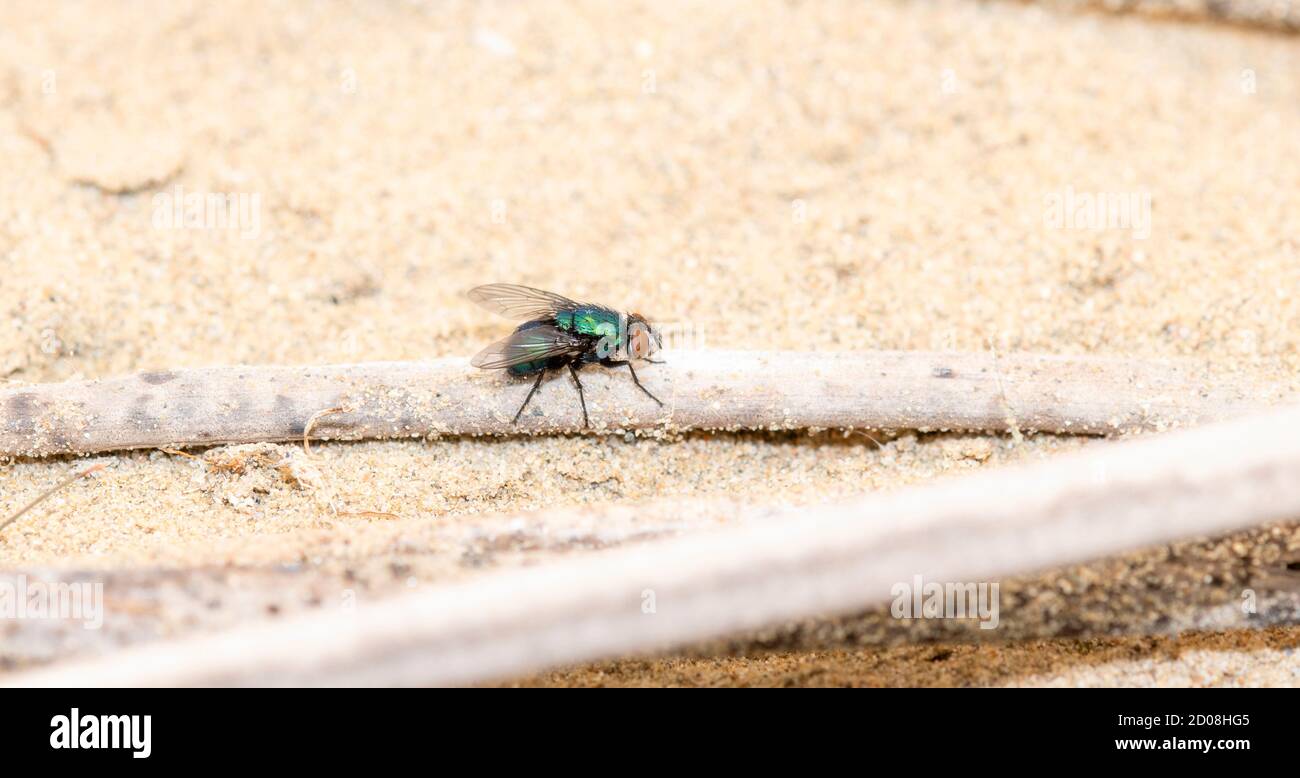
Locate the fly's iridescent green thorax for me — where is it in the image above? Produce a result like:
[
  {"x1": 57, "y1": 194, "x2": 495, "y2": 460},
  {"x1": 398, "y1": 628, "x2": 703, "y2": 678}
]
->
[{"x1": 555, "y1": 307, "x2": 621, "y2": 341}]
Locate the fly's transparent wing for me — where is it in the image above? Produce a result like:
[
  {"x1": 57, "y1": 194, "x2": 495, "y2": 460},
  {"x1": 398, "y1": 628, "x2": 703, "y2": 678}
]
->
[
  {"x1": 470, "y1": 324, "x2": 587, "y2": 369},
  {"x1": 466, "y1": 284, "x2": 582, "y2": 321}
]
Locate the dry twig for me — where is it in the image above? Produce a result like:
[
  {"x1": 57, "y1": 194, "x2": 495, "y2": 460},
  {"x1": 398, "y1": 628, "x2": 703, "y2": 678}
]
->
[{"x1": 0, "y1": 350, "x2": 1285, "y2": 457}]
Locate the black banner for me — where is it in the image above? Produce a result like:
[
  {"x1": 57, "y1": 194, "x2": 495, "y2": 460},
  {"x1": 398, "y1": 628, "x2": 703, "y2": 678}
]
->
[{"x1": 1, "y1": 687, "x2": 1286, "y2": 765}]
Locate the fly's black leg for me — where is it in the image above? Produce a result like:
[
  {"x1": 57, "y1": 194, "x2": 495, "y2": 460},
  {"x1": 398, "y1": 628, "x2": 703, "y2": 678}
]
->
[
  {"x1": 568, "y1": 363, "x2": 590, "y2": 428},
  {"x1": 513, "y1": 370, "x2": 546, "y2": 424},
  {"x1": 643, "y1": 358, "x2": 665, "y2": 364},
  {"x1": 627, "y1": 362, "x2": 663, "y2": 406}
]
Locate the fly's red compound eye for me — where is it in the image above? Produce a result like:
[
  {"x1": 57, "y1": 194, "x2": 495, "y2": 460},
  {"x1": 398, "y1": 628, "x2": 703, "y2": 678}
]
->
[{"x1": 629, "y1": 324, "x2": 652, "y2": 359}]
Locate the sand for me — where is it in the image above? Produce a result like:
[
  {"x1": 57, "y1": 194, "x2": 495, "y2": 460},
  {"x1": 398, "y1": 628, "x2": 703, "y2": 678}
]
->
[
  {"x1": 2, "y1": 0, "x2": 1299, "y2": 685},
  {"x1": 503, "y1": 627, "x2": 1300, "y2": 687}
]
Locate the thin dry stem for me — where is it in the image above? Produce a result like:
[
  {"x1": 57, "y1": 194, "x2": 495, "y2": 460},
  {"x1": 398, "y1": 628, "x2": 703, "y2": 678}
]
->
[
  {"x1": 1, "y1": 463, "x2": 105, "y2": 535},
  {"x1": 1, "y1": 350, "x2": 1287, "y2": 458}
]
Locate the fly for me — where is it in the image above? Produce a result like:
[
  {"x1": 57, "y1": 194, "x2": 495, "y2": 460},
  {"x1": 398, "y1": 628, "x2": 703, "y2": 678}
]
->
[{"x1": 466, "y1": 283, "x2": 664, "y2": 428}]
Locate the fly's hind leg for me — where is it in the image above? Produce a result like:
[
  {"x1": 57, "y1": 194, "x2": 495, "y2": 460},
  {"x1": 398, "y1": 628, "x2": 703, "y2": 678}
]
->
[
  {"x1": 513, "y1": 370, "x2": 546, "y2": 424},
  {"x1": 627, "y1": 362, "x2": 663, "y2": 406},
  {"x1": 567, "y1": 364, "x2": 590, "y2": 428}
]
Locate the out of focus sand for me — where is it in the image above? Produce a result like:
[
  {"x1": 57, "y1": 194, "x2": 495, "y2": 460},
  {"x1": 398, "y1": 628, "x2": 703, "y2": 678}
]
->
[
  {"x1": 2, "y1": 0, "x2": 1299, "y2": 685},
  {"x1": 504, "y1": 627, "x2": 1300, "y2": 687}
]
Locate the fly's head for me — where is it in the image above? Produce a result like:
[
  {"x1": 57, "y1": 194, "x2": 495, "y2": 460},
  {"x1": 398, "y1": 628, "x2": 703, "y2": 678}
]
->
[{"x1": 626, "y1": 312, "x2": 660, "y2": 361}]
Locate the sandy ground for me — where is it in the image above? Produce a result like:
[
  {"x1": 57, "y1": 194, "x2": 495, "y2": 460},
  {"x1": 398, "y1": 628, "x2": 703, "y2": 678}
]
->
[
  {"x1": 504, "y1": 627, "x2": 1300, "y2": 687},
  {"x1": 2, "y1": 0, "x2": 1299, "y2": 685}
]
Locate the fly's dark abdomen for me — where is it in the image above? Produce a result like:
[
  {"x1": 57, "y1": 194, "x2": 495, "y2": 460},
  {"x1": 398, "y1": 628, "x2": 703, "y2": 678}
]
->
[
  {"x1": 505, "y1": 319, "x2": 592, "y2": 375},
  {"x1": 504, "y1": 320, "x2": 548, "y2": 375},
  {"x1": 506, "y1": 352, "x2": 582, "y2": 375},
  {"x1": 506, "y1": 360, "x2": 546, "y2": 376}
]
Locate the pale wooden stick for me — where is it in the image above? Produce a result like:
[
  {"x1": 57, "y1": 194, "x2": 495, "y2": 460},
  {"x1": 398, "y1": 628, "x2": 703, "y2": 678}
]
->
[
  {"x1": 0, "y1": 350, "x2": 1284, "y2": 457},
  {"x1": 10, "y1": 402, "x2": 1300, "y2": 687}
]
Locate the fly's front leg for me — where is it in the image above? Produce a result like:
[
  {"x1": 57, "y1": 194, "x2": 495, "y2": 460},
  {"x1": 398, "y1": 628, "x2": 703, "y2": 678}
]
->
[{"x1": 626, "y1": 362, "x2": 663, "y2": 406}]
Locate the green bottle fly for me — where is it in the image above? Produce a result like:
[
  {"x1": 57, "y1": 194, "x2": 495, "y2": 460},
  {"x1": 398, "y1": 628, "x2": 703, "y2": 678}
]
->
[{"x1": 467, "y1": 284, "x2": 664, "y2": 427}]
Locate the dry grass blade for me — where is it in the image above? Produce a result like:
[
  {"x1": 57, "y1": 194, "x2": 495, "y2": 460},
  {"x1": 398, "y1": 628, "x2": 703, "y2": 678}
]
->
[{"x1": 0, "y1": 463, "x2": 105, "y2": 535}]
